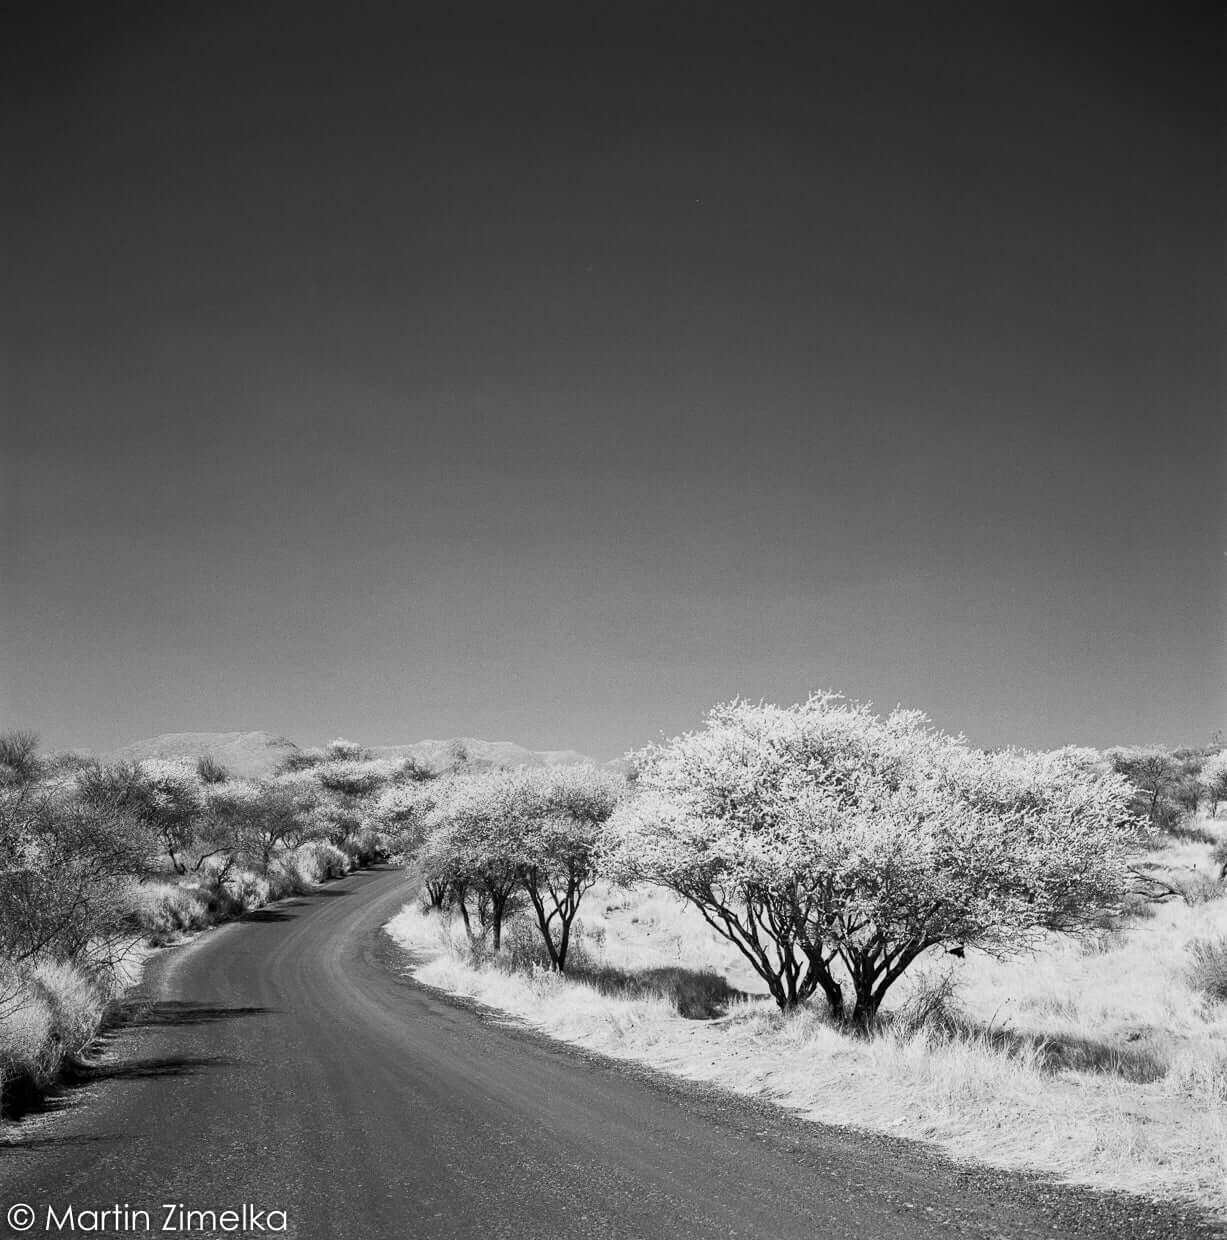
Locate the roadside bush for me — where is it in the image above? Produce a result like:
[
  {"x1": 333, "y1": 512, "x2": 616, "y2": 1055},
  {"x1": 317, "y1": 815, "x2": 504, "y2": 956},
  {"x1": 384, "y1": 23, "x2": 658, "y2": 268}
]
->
[
  {"x1": 1, "y1": 776, "x2": 156, "y2": 969},
  {"x1": 293, "y1": 840, "x2": 350, "y2": 883},
  {"x1": 0, "y1": 959, "x2": 104, "y2": 1101},
  {"x1": 132, "y1": 880, "x2": 214, "y2": 944},
  {"x1": 0, "y1": 981, "x2": 55, "y2": 1087},
  {"x1": 1186, "y1": 937, "x2": 1227, "y2": 1002},
  {"x1": 227, "y1": 869, "x2": 273, "y2": 912},
  {"x1": 30, "y1": 959, "x2": 105, "y2": 1063},
  {"x1": 340, "y1": 827, "x2": 383, "y2": 867}
]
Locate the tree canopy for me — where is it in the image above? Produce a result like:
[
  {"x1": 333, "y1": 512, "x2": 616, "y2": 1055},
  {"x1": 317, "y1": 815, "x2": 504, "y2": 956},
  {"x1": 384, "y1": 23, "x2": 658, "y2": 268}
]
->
[{"x1": 606, "y1": 695, "x2": 1138, "y2": 1024}]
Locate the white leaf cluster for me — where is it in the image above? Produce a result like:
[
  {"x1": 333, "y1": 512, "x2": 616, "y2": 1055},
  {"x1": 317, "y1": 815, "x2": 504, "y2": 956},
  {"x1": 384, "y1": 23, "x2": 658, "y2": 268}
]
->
[{"x1": 607, "y1": 696, "x2": 1138, "y2": 961}]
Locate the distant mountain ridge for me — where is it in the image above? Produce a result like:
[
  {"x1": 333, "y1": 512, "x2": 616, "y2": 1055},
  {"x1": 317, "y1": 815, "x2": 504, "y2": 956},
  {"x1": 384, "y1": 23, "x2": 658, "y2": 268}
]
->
[{"x1": 103, "y1": 731, "x2": 604, "y2": 778}]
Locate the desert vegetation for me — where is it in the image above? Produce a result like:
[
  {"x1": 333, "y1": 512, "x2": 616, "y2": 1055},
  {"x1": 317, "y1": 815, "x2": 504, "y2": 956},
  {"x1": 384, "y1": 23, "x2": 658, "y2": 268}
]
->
[
  {"x1": 388, "y1": 695, "x2": 1227, "y2": 1207},
  {"x1": 0, "y1": 732, "x2": 420, "y2": 1114}
]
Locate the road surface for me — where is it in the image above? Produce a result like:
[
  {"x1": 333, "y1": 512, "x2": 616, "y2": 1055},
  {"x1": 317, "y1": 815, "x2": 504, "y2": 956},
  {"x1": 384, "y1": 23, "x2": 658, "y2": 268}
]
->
[{"x1": 0, "y1": 866, "x2": 1214, "y2": 1239}]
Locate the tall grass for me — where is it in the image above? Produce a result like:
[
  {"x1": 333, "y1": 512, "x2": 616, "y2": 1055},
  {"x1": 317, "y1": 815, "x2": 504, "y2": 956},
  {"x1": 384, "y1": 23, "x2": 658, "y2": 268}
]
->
[{"x1": 0, "y1": 958, "x2": 109, "y2": 1110}]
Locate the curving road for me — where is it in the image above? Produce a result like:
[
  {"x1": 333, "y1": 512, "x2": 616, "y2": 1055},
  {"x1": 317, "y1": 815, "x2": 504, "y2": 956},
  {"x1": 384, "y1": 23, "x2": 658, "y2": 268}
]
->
[{"x1": 0, "y1": 866, "x2": 1214, "y2": 1239}]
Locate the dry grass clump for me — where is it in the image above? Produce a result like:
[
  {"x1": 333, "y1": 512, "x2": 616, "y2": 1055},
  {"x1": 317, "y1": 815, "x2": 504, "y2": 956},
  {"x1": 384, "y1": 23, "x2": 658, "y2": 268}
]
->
[
  {"x1": 0, "y1": 958, "x2": 108, "y2": 1110},
  {"x1": 130, "y1": 880, "x2": 216, "y2": 945},
  {"x1": 1186, "y1": 937, "x2": 1227, "y2": 1004}
]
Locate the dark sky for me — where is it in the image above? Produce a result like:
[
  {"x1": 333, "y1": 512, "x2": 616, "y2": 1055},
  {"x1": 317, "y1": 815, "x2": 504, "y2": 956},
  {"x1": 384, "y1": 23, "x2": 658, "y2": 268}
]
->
[{"x1": 3, "y1": 3, "x2": 1224, "y2": 759}]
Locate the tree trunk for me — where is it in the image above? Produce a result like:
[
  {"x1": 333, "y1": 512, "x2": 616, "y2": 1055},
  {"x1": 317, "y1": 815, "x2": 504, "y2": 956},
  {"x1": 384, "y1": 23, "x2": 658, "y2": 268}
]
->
[
  {"x1": 490, "y1": 887, "x2": 509, "y2": 951},
  {"x1": 813, "y1": 970, "x2": 844, "y2": 1021},
  {"x1": 849, "y1": 992, "x2": 880, "y2": 1031},
  {"x1": 556, "y1": 920, "x2": 571, "y2": 972},
  {"x1": 454, "y1": 884, "x2": 473, "y2": 939}
]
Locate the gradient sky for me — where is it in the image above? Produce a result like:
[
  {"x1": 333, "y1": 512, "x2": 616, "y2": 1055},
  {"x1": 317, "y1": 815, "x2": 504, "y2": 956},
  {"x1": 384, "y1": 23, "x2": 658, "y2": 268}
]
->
[{"x1": 3, "y1": 3, "x2": 1224, "y2": 759}]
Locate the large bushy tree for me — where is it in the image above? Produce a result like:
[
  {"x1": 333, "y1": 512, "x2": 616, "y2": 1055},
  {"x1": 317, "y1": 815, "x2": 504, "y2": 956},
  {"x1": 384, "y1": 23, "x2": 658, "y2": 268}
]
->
[
  {"x1": 1, "y1": 752, "x2": 156, "y2": 969},
  {"x1": 606, "y1": 696, "x2": 1138, "y2": 1026}
]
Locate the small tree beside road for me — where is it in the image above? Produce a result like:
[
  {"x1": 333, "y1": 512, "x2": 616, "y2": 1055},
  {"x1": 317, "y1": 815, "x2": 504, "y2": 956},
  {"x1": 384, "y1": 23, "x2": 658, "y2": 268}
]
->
[
  {"x1": 417, "y1": 765, "x2": 623, "y2": 967},
  {"x1": 514, "y1": 766, "x2": 623, "y2": 971}
]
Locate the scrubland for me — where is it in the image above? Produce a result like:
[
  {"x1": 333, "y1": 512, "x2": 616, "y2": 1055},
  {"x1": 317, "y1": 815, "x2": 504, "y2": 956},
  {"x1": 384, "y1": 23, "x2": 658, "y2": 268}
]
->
[
  {"x1": 389, "y1": 819, "x2": 1227, "y2": 1211},
  {"x1": 0, "y1": 735, "x2": 403, "y2": 1115}
]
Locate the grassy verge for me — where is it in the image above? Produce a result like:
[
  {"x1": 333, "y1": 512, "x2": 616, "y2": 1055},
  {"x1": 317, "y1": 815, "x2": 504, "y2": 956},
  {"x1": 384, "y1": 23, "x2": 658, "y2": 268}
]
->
[
  {"x1": 0, "y1": 840, "x2": 358, "y2": 1119},
  {"x1": 387, "y1": 828, "x2": 1227, "y2": 1213}
]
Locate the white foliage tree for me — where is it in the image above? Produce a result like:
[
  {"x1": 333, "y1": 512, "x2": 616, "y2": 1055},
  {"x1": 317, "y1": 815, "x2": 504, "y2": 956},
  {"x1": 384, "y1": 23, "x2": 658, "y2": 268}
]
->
[
  {"x1": 513, "y1": 766, "x2": 623, "y2": 971},
  {"x1": 606, "y1": 695, "x2": 1138, "y2": 1025},
  {"x1": 1200, "y1": 750, "x2": 1227, "y2": 818},
  {"x1": 417, "y1": 765, "x2": 623, "y2": 966},
  {"x1": 419, "y1": 773, "x2": 521, "y2": 946}
]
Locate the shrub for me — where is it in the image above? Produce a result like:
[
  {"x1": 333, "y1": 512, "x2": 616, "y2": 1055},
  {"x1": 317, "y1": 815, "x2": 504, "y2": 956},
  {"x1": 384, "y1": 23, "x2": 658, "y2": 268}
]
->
[
  {"x1": 0, "y1": 979, "x2": 55, "y2": 1087},
  {"x1": 338, "y1": 827, "x2": 383, "y2": 867},
  {"x1": 0, "y1": 730, "x2": 43, "y2": 787},
  {"x1": 1, "y1": 775, "x2": 157, "y2": 968},
  {"x1": 0, "y1": 959, "x2": 104, "y2": 1101},
  {"x1": 1173, "y1": 872, "x2": 1223, "y2": 906},
  {"x1": 226, "y1": 869, "x2": 272, "y2": 912},
  {"x1": 891, "y1": 970, "x2": 967, "y2": 1037},
  {"x1": 490, "y1": 916, "x2": 559, "y2": 972},
  {"x1": 397, "y1": 757, "x2": 435, "y2": 784},
  {"x1": 266, "y1": 865, "x2": 311, "y2": 902},
  {"x1": 1186, "y1": 937, "x2": 1227, "y2": 1002},
  {"x1": 30, "y1": 959, "x2": 104, "y2": 1062},
  {"x1": 279, "y1": 748, "x2": 326, "y2": 773},
  {"x1": 132, "y1": 881, "x2": 214, "y2": 944},
  {"x1": 315, "y1": 759, "x2": 396, "y2": 798},
  {"x1": 637, "y1": 966, "x2": 736, "y2": 1019},
  {"x1": 325, "y1": 738, "x2": 369, "y2": 762},
  {"x1": 196, "y1": 754, "x2": 230, "y2": 784},
  {"x1": 292, "y1": 840, "x2": 349, "y2": 883}
]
